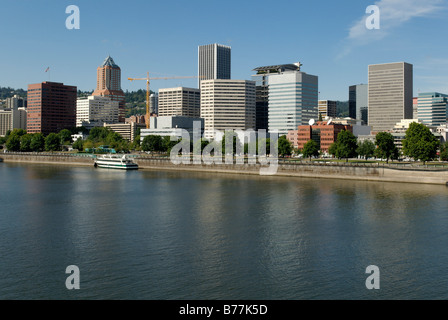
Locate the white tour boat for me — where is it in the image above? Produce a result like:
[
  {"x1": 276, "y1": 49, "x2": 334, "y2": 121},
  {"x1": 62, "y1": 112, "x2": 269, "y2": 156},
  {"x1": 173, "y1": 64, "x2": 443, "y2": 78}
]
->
[{"x1": 94, "y1": 154, "x2": 138, "y2": 170}]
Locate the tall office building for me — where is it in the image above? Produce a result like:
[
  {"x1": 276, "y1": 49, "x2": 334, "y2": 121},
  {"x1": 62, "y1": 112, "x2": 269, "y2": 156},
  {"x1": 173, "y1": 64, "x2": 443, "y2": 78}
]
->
[
  {"x1": 198, "y1": 43, "x2": 231, "y2": 86},
  {"x1": 417, "y1": 92, "x2": 448, "y2": 127},
  {"x1": 318, "y1": 100, "x2": 337, "y2": 119},
  {"x1": 413, "y1": 97, "x2": 418, "y2": 119},
  {"x1": 92, "y1": 56, "x2": 126, "y2": 122},
  {"x1": 0, "y1": 108, "x2": 27, "y2": 136},
  {"x1": 158, "y1": 87, "x2": 200, "y2": 118},
  {"x1": 200, "y1": 79, "x2": 255, "y2": 140},
  {"x1": 368, "y1": 62, "x2": 413, "y2": 132},
  {"x1": 251, "y1": 72, "x2": 269, "y2": 131},
  {"x1": 6, "y1": 95, "x2": 27, "y2": 109},
  {"x1": 76, "y1": 95, "x2": 119, "y2": 129},
  {"x1": 150, "y1": 93, "x2": 158, "y2": 115},
  {"x1": 252, "y1": 63, "x2": 318, "y2": 136},
  {"x1": 27, "y1": 81, "x2": 77, "y2": 135},
  {"x1": 349, "y1": 84, "x2": 368, "y2": 124}
]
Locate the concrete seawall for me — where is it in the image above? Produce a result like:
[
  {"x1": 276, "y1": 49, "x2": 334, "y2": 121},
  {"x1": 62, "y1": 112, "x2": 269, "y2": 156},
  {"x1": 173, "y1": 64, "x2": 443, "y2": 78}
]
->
[
  {"x1": 1, "y1": 153, "x2": 94, "y2": 166},
  {"x1": 2, "y1": 153, "x2": 448, "y2": 185},
  {"x1": 134, "y1": 158, "x2": 448, "y2": 185}
]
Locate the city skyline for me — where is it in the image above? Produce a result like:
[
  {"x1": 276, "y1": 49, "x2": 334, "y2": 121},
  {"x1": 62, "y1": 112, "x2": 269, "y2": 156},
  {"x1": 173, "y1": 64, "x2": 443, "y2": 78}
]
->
[{"x1": 1, "y1": 0, "x2": 447, "y2": 101}]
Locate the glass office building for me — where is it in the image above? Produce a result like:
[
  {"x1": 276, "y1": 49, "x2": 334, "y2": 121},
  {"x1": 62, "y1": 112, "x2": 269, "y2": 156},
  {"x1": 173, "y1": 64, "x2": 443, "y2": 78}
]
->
[
  {"x1": 418, "y1": 92, "x2": 448, "y2": 126},
  {"x1": 349, "y1": 84, "x2": 368, "y2": 124}
]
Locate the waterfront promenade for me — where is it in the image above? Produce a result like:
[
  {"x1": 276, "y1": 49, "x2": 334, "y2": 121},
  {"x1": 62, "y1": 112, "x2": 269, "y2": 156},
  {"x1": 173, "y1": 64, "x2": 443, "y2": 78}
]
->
[{"x1": 2, "y1": 152, "x2": 448, "y2": 186}]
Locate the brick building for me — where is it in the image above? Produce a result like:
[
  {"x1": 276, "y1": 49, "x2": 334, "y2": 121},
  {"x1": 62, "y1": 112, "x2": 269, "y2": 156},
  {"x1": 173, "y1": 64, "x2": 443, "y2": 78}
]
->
[
  {"x1": 294, "y1": 121, "x2": 352, "y2": 152},
  {"x1": 27, "y1": 81, "x2": 77, "y2": 135},
  {"x1": 92, "y1": 56, "x2": 126, "y2": 122}
]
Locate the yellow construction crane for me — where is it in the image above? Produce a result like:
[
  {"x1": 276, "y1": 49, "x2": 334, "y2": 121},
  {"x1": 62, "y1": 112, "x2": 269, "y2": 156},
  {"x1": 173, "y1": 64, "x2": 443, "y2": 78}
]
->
[{"x1": 128, "y1": 72, "x2": 202, "y2": 129}]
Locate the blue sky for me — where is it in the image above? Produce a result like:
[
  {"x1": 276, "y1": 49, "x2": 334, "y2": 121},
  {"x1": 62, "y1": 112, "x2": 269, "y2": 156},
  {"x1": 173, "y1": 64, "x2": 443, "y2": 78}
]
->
[{"x1": 1, "y1": 0, "x2": 447, "y2": 100}]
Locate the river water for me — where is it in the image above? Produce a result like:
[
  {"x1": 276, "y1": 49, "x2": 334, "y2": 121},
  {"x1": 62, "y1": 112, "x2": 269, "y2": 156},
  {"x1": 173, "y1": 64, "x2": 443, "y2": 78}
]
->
[{"x1": 0, "y1": 162, "x2": 447, "y2": 299}]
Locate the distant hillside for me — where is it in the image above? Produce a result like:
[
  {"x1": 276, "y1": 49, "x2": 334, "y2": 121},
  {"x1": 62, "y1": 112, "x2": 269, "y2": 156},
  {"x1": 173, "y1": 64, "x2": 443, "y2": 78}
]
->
[
  {"x1": 0, "y1": 86, "x2": 151, "y2": 102},
  {"x1": 0, "y1": 87, "x2": 27, "y2": 99}
]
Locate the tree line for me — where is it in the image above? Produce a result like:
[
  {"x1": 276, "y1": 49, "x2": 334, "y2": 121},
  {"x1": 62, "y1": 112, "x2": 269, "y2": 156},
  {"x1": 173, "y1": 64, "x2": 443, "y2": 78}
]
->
[
  {"x1": 301, "y1": 122, "x2": 446, "y2": 164},
  {"x1": 140, "y1": 134, "x2": 294, "y2": 157},
  {"x1": 0, "y1": 127, "x2": 140, "y2": 153},
  {"x1": 2, "y1": 122, "x2": 447, "y2": 163}
]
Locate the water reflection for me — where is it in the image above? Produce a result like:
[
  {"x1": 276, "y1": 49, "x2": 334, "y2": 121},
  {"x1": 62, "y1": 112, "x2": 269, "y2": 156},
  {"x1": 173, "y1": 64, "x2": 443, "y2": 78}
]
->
[{"x1": 1, "y1": 163, "x2": 448, "y2": 299}]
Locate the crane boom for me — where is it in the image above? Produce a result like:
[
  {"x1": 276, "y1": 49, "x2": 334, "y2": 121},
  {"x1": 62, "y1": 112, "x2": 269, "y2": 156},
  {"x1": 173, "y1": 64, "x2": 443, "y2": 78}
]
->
[{"x1": 127, "y1": 73, "x2": 201, "y2": 129}]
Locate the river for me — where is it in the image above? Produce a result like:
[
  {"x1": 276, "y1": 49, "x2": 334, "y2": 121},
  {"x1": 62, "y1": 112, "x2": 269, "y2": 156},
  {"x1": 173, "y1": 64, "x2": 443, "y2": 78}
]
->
[{"x1": 0, "y1": 163, "x2": 447, "y2": 299}]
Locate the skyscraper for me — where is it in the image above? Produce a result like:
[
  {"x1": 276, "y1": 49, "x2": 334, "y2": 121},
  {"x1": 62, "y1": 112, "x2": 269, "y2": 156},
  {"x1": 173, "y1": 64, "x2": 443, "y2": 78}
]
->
[
  {"x1": 198, "y1": 44, "x2": 231, "y2": 86},
  {"x1": 200, "y1": 79, "x2": 255, "y2": 140},
  {"x1": 6, "y1": 95, "x2": 27, "y2": 109},
  {"x1": 158, "y1": 87, "x2": 200, "y2": 118},
  {"x1": 251, "y1": 72, "x2": 269, "y2": 131},
  {"x1": 368, "y1": 62, "x2": 413, "y2": 132},
  {"x1": 252, "y1": 63, "x2": 318, "y2": 136},
  {"x1": 76, "y1": 95, "x2": 119, "y2": 129},
  {"x1": 417, "y1": 92, "x2": 448, "y2": 126},
  {"x1": 27, "y1": 81, "x2": 77, "y2": 135},
  {"x1": 318, "y1": 100, "x2": 337, "y2": 119},
  {"x1": 349, "y1": 84, "x2": 368, "y2": 124},
  {"x1": 92, "y1": 56, "x2": 126, "y2": 122}
]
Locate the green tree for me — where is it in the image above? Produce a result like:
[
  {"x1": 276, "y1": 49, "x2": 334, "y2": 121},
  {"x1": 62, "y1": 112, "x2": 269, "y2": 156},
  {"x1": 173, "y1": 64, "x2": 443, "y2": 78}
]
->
[
  {"x1": 221, "y1": 133, "x2": 242, "y2": 155},
  {"x1": 83, "y1": 140, "x2": 94, "y2": 151},
  {"x1": 375, "y1": 132, "x2": 397, "y2": 163},
  {"x1": 106, "y1": 131, "x2": 123, "y2": 145},
  {"x1": 131, "y1": 135, "x2": 141, "y2": 150},
  {"x1": 335, "y1": 130, "x2": 358, "y2": 162},
  {"x1": 162, "y1": 136, "x2": 180, "y2": 153},
  {"x1": 88, "y1": 127, "x2": 111, "y2": 142},
  {"x1": 302, "y1": 139, "x2": 319, "y2": 161},
  {"x1": 141, "y1": 135, "x2": 164, "y2": 152},
  {"x1": 45, "y1": 133, "x2": 61, "y2": 152},
  {"x1": 356, "y1": 140, "x2": 376, "y2": 160},
  {"x1": 0, "y1": 136, "x2": 7, "y2": 145},
  {"x1": 114, "y1": 140, "x2": 130, "y2": 153},
  {"x1": 328, "y1": 142, "x2": 338, "y2": 158},
  {"x1": 194, "y1": 138, "x2": 209, "y2": 155},
  {"x1": 402, "y1": 122, "x2": 439, "y2": 164},
  {"x1": 20, "y1": 134, "x2": 33, "y2": 152},
  {"x1": 5, "y1": 134, "x2": 21, "y2": 151},
  {"x1": 59, "y1": 129, "x2": 73, "y2": 144},
  {"x1": 30, "y1": 133, "x2": 45, "y2": 152},
  {"x1": 277, "y1": 135, "x2": 292, "y2": 157},
  {"x1": 72, "y1": 139, "x2": 84, "y2": 151},
  {"x1": 440, "y1": 142, "x2": 448, "y2": 161},
  {"x1": 10, "y1": 128, "x2": 26, "y2": 137}
]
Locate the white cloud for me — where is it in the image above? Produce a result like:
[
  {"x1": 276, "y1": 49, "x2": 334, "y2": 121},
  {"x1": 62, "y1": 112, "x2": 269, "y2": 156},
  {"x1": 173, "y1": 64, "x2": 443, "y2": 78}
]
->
[{"x1": 338, "y1": 0, "x2": 445, "y2": 58}]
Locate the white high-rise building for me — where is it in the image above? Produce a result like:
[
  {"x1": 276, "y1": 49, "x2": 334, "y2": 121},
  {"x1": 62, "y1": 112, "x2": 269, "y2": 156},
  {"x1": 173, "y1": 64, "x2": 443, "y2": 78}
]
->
[
  {"x1": 263, "y1": 66, "x2": 318, "y2": 136},
  {"x1": 158, "y1": 87, "x2": 200, "y2": 118},
  {"x1": 6, "y1": 95, "x2": 27, "y2": 109},
  {"x1": 200, "y1": 79, "x2": 255, "y2": 140},
  {"x1": 198, "y1": 43, "x2": 231, "y2": 86},
  {"x1": 76, "y1": 95, "x2": 119, "y2": 129},
  {"x1": 0, "y1": 107, "x2": 27, "y2": 136},
  {"x1": 368, "y1": 62, "x2": 413, "y2": 132},
  {"x1": 150, "y1": 93, "x2": 158, "y2": 115}
]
